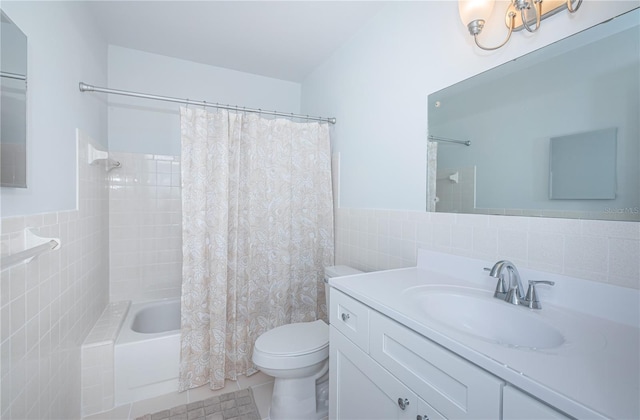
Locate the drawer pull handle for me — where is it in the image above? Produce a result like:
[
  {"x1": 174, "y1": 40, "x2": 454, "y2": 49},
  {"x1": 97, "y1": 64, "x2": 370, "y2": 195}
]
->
[
  {"x1": 341, "y1": 313, "x2": 350, "y2": 321},
  {"x1": 398, "y1": 398, "x2": 409, "y2": 410}
]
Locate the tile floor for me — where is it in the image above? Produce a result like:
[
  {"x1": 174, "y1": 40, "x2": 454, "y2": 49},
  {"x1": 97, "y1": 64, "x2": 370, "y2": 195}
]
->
[{"x1": 83, "y1": 372, "x2": 275, "y2": 420}]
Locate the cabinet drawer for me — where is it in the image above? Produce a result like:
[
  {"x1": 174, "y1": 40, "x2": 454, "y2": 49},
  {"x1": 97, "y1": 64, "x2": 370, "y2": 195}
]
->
[
  {"x1": 330, "y1": 289, "x2": 370, "y2": 352},
  {"x1": 370, "y1": 311, "x2": 503, "y2": 419}
]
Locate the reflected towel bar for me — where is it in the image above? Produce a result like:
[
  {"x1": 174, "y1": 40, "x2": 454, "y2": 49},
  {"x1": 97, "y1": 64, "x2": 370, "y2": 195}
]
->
[{"x1": 428, "y1": 135, "x2": 471, "y2": 146}]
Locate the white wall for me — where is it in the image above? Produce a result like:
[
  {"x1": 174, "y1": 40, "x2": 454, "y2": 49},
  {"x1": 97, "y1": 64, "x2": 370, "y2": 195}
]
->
[
  {"x1": 0, "y1": 3, "x2": 110, "y2": 418},
  {"x1": 0, "y1": 1, "x2": 108, "y2": 217},
  {"x1": 301, "y1": 0, "x2": 638, "y2": 211},
  {"x1": 107, "y1": 46, "x2": 302, "y2": 156}
]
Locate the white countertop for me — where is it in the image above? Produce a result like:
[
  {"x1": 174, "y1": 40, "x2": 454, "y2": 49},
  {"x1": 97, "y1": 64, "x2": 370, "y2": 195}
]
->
[{"x1": 329, "y1": 250, "x2": 640, "y2": 419}]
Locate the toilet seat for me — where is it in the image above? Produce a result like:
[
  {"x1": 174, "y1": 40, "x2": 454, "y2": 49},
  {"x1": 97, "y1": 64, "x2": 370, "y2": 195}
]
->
[{"x1": 253, "y1": 320, "x2": 329, "y2": 370}]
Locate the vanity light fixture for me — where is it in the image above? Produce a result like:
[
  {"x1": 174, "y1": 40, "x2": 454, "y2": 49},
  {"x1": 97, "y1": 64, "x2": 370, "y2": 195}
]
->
[{"x1": 459, "y1": 0, "x2": 582, "y2": 51}]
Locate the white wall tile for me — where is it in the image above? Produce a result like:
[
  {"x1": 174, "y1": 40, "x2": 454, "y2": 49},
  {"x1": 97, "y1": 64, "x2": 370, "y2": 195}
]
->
[
  {"x1": 336, "y1": 208, "x2": 639, "y2": 290},
  {"x1": 81, "y1": 303, "x2": 125, "y2": 418},
  {"x1": 608, "y1": 238, "x2": 640, "y2": 288},
  {"x1": 496, "y1": 229, "x2": 528, "y2": 263},
  {"x1": 0, "y1": 131, "x2": 110, "y2": 419},
  {"x1": 432, "y1": 223, "x2": 452, "y2": 248},
  {"x1": 582, "y1": 219, "x2": 640, "y2": 239},
  {"x1": 451, "y1": 225, "x2": 473, "y2": 252},
  {"x1": 528, "y1": 217, "x2": 581, "y2": 236},
  {"x1": 108, "y1": 152, "x2": 183, "y2": 302},
  {"x1": 563, "y1": 234, "x2": 609, "y2": 281},
  {"x1": 471, "y1": 226, "x2": 498, "y2": 259}
]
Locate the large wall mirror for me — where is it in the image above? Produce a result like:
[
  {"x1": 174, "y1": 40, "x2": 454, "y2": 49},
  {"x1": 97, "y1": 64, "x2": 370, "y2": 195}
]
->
[
  {"x1": 428, "y1": 8, "x2": 639, "y2": 221},
  {"x1": 1, "y1": 10, "x2": 28, "y2": 188}
]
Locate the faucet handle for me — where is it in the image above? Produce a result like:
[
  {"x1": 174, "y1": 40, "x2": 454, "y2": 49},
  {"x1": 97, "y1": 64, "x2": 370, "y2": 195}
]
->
[
  {"x1": 529, "y1": 280, "x2": 555, "y2": 286},
  {"x1": 525, "y1": 280, "x2": 555, "y2": 309},
  {"x1": 484, "y1": 267, "x2": 506, "y2": 296}
]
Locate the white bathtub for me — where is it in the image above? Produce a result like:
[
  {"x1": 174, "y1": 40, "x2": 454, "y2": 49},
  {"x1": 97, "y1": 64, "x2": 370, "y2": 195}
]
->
[{"x1": 115, "y1": 298, "x2": 181, "y2": 405}]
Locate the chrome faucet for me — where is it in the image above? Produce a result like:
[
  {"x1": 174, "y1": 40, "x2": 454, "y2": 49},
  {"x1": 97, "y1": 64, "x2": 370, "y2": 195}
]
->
[
  {"x1": 485, "y1": 260, "x2": 555, "y2": 309},
  {"x1": 488, "y1": 260, "x2": 525, "y2": 304}
]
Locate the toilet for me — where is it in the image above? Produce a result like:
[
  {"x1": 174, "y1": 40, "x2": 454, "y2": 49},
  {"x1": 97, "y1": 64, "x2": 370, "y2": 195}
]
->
[{"x1": 252, "y1": 265, "x2": 363, "y2": 420}]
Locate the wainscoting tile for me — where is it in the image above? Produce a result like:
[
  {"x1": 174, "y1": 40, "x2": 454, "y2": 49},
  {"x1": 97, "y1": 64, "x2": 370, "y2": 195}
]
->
[
  {"x1": 1, "y1": 130, "x2": 109, "y2": 419},
  {"x1": 335, "y1": 207, "x2": 639, "y2": 289}
]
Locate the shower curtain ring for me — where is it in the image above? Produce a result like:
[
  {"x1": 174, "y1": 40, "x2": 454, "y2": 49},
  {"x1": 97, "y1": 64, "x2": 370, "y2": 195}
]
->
[{"x1": 202, "y1": 100, "x2": 206, "y2": 110}]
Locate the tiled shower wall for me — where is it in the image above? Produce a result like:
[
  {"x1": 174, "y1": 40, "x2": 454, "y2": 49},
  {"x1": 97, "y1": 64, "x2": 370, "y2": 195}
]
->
[
  {"x1": 0, "y1": 130, "x2": 110, "y2": 419},
  {"x1": 335, "y1": 208, "x2": 640, "y2": 290},
  {"x1": 108, "y1": 152, "x2": 182, "y2": 302}
]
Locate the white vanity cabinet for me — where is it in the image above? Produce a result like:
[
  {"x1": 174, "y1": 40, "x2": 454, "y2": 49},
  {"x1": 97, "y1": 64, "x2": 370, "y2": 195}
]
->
[
  {"x1": 330, "y1": 289, "x2": 502, "y2": 420},
  {"x1": 328, "y1": 250, "x2": 640, "y2": 419}
]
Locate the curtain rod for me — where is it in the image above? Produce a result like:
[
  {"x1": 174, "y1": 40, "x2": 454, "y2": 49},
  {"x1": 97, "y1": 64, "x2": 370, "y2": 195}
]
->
[
  {"x1": 428, "y1": 135, "x2": 471, "y2": 146},
  {"x1": 79, "y1": 82, "x2": 336, "y2": 124}
]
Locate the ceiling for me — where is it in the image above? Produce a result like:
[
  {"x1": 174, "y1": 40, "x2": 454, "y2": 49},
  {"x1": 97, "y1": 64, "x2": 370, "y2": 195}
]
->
[{"x1": 85, "y1": 1, "x2": 387, "y2": 82}]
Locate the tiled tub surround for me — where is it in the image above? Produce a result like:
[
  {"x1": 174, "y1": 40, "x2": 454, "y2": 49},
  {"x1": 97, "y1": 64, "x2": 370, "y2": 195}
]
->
[
  {"x1": 108, "y1": 152, "x2": 182, "y2": 302},
  {"x1": 82, "y1": 301, "x2": 130, "y2": 416},
  {"x1": 335, "y1": 208, "x2": 640, "y2": 290},
  {"x1": 0, "y1": 130, "x2": 110, "y2": 419}
]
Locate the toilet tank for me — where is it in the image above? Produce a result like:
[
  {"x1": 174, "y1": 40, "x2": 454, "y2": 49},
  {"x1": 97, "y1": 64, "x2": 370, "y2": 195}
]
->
[{"x1": 324, "y1": 265, "x2": 362, "y2": 321}]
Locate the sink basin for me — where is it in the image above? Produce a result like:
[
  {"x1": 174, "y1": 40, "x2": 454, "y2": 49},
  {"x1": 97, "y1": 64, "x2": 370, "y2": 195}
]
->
[{"x1": 407, "y1": 287, "x2": 565, "y2": 350}]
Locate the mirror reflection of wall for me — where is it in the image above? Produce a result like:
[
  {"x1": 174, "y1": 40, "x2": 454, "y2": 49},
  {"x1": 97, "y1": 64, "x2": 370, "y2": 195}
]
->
[
  {"x1": 1, "y1": 10, "x2": 28, "y2": 188},
  {"x1": 428, "y1": 8, "x2": 639, "y2": 221},
  {"x1": 549, "y1": 128, "x2": 617, "y2": 200}
]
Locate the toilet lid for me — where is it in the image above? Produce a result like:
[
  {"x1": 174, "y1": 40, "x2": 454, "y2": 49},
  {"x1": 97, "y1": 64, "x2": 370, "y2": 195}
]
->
[{"x1": 255, "y1": 320, "x2": 329, "y2": 356}]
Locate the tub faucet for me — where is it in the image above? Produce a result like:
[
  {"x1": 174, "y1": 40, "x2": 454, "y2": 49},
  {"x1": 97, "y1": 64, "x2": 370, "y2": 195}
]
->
[{"x1": 488, "y1": 260, "x2": 525, "y2": 305}]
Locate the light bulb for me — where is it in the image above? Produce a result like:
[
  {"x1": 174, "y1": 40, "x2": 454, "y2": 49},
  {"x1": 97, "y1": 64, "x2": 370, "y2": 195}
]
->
[{"x1": 458, "y1": 0, "x2": 495, "y2": 27}]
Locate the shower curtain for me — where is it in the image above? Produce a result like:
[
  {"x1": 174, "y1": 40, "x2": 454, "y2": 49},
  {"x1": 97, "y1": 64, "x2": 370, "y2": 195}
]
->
[{"x1": 178, "y1": 107, "x2": 334, "y2": 391}]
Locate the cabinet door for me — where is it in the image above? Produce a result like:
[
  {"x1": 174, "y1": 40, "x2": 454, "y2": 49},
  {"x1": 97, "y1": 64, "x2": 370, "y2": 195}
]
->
[
  {"x1": 503, "y1": 386, "x2": 571, "y2": 420},
  {"x1": 370, "y1": 311, "x2": 503, "y2": 419},
  {"x1": 330, "y1": 325, "x2": 416, "y2": 420},
  {"x1": 417, "y1": 397, "x2": 446, "y2": 420}
]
